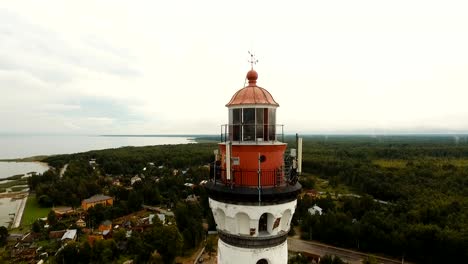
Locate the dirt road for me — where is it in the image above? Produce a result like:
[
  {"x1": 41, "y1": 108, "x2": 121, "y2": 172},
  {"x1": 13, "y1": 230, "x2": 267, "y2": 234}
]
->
[{"x1": 288, "y1": 237, "x2": 408, "y2": 264}]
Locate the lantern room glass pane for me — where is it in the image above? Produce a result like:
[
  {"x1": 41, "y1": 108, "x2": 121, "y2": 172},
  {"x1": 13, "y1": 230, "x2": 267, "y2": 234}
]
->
[
  {"x1": 256, "y1": 125, "x2": 263, "y2": 139},
  {"x1": 232, "y1": 109, "x2": 241, "y2": 124},
  {"x1": 243, "y1": 125, "x2": 255, "y2": 141},
  {"x1": 256, "y1": 108, "x2": 264, "y2": 124},
  {"x1": 243, "y1": 108, "x2": 255, "y2": 124},
  {"x1": 268, "y1": 108, "x2": 276, "y2": 140}
]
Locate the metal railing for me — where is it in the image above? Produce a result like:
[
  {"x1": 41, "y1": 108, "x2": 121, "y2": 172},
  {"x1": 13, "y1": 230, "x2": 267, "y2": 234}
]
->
[
  {"x1": 220, "y1": 124, "x2": 284, "y2": 143},
  {"x1": 210, "y1": 164, "x2": 285, "y2": 187}
]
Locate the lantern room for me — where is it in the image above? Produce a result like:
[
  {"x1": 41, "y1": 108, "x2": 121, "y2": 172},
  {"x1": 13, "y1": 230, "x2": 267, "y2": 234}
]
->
[
  {"x1": 224, "y1": 70, "x2": 281, "y2": 143},
  {"x1": 216, "y1": 69, "x2": 288, "y2": 188}
]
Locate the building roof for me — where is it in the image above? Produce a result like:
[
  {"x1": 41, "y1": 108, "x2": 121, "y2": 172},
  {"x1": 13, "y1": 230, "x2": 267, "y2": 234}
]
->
[
  {"x1": 82, "y1": 194, "x2": 112, "y2": 204},
  {"x1": 308, "y1": 205, "x2": 323, "y2": 215},
  {"x1": 61, "y1": 229, "x2": 77, "y2": 240},
  {"x1": 226, "y1": 70, "x2": 279, "y2": 107},
  {"x1": 101, "y1": 220, "x2": 112, "y2": 226}
]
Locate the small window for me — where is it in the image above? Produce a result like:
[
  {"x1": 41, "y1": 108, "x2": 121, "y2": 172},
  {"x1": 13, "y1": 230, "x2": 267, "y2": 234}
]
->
[{"x1": 257, "y1": 259, "x2": 268, "y2": 264}]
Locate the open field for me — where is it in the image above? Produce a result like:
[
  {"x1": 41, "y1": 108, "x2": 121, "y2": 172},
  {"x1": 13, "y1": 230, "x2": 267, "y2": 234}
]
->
[
  {"x1": 20, "y1": 194, "x2": 51, "y2": 227},
  {"x1": 312, "y1": 175, "x2": 353, "y2": 196}
]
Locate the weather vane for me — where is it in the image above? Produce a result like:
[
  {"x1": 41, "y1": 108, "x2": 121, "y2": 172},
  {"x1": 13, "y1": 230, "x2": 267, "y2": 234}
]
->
[{"x1": 248, "y1": 51, "x2": 258, "y2": 69}]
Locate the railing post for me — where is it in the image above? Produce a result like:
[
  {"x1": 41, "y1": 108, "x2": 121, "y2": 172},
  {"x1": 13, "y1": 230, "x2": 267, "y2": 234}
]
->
[{"x1": 282, "y1": 125, "x2": 284, "y2": 142}]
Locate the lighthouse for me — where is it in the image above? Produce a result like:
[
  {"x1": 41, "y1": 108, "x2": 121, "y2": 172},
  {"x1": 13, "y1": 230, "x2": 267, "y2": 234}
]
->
[{"x1": 206, "y1": 60, "x2": 302, "y2": 264}]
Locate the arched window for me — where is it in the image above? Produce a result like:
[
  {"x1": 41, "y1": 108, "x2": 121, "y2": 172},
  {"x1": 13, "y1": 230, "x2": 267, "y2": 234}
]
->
[
  {"x1": 259, "y1": 213, "x2": 268, "y2": 233},
  {"x1": 257, "y1": 259, "x2": 269, "y2": 264},
  {"x1": 215, "y1": 208, "x2": 226, "y2": 230},
  {"x1": 236, "y1": 212, "x2": 250, "y2": 235},
  {"x1": 281, "y1": 209, "x2": 292, "y2": 231}
]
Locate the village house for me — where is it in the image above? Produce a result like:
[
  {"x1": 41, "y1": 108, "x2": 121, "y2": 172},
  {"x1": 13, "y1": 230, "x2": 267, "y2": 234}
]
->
[
  {"x1": 131, "y1": 175, "x2": 142, "y2": 185},
  {"x1": 302, "y1": 189, "x2": 319, "y2": 199},
  {"x1": 81, "y1": 194, "x2": 113, "y2": 211},
  {"x1": 61, "y1": 229, "x2": 77, "y2": 243},
  {"x1": 99, "y1": 220, "x2": 112, "y2": 233},
  {"x1": 52, "y1": 206, "x2": 75, "y2": 217},
  {"x1": 308, "y1": 205, "x2": 323, "y2": 216},
  {"x1": 76, "y1": 218, "x2": 86, "y2": 228},
  {"x1": 185, "y1": 194, "x2": 199, "y2": 203}
]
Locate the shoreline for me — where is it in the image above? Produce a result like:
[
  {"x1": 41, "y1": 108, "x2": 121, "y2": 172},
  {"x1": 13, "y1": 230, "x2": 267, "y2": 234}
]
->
[{"x1": 0, "y1": 161, "x2": 50, "y2": 181}]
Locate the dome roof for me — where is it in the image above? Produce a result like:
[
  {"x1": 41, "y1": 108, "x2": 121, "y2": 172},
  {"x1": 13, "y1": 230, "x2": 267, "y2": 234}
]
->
[{"x1": 226, "y1": 70, "x2": 279, "y2": 107}]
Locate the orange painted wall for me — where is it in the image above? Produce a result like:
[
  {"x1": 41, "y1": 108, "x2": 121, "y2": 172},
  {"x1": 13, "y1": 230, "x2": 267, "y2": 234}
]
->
[{"x1": 219, "y1": 143, "x2": 287, "y2": 186}]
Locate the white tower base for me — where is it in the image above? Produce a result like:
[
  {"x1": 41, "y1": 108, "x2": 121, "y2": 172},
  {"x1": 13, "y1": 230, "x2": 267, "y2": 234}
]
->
[{"x1": 218, "y1": 239, "x2": 288, "y2": 264}]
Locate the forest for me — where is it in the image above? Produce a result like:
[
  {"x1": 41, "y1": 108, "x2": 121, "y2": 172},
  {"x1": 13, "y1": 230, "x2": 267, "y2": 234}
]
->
[
  {"x1": 293, "y1": 135, "x2": 468, "y2": 263},
  {"x1": 25, "y1": 143, "x2": 215, "y2": 263},
  {"x1": 27, "y1": 135, "x2": 468, "y2": 263}
]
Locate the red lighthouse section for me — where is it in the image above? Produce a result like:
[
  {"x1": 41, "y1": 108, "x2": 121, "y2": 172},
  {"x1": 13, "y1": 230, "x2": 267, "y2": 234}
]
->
[
  {"x1": 218, "y1": 69, "x2": 287, "y2": 188},
  {"x1": 219, "y1": 144, "x2": 286, "y2": 187}
]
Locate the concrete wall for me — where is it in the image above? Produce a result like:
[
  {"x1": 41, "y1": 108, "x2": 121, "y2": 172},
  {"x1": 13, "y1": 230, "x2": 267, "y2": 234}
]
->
[
  {"x1": 209, "y1": 199, "x2": 297, "y2": 237},
  {"x1": 218, "y1": 239, "x2": 287, "y2": 264}
]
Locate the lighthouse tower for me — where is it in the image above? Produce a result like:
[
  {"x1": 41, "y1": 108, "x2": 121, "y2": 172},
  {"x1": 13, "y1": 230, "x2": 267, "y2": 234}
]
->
[{"x1": 206, "y1": 63, "x2": 302, "y2": 264}]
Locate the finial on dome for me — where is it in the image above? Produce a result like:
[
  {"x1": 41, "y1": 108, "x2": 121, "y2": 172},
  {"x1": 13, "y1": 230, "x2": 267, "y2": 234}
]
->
[
  {"x1": 246, "y1": 69, "x2": 258, "y2": 86},
  {"x1": 248, "y1": 51, "x2": 258, "y2": 70}
]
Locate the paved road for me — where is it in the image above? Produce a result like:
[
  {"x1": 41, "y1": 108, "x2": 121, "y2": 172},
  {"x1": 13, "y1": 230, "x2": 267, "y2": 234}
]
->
[{"x1": 288, "y1": 237, "x2": 408, "y2": 264}]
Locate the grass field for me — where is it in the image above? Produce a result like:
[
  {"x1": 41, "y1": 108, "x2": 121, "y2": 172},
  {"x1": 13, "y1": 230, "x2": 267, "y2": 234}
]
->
[
  {"x1": 313, "y1": 175, "x2": 353, "y2": 196},
  {"x1": 20, "y1": 194, "x2": 51, "y2": 227}
]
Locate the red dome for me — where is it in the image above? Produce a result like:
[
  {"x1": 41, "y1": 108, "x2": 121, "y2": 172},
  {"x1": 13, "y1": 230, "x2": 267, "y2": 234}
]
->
[{"x1": 226, "y1": 70, "x2": 279, "y2": 107}]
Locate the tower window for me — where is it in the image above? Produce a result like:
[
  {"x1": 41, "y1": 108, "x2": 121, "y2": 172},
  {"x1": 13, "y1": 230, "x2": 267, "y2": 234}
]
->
[
  {"x1": 257, "y1": 259, "x2": 268, "y2": 264},
  {"x1": 259, "y1": 213, "x2": 268, "y2": 233}
]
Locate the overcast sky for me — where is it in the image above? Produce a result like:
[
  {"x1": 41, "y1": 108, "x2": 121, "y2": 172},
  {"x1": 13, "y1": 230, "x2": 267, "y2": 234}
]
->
[{"x1": 1, "y1": 0, "x2": 468, "y2": 135}]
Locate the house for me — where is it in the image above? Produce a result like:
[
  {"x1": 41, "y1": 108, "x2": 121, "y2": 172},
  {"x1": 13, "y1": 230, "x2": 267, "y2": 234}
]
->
[
  {"x1": 89, "y1": 159, "x2": 97, "y2": 170},
  {"x1": 131, "y1": 176, "x2": 142, "y2": 185},
  {"x1": 76, "y1": 219, "x2": 86, "y2": 228},
  {"x1": 81, "y1": 194, "x2": 113, "y2": 211},
  {"x1": 184, "y1": 183, "x2": 194, "y2": 188},
  {"x1": 308, "y1": 205, "x2": 323, "y2": 216},
  {"x1": 303, "y1": 189, "x2": 319, "y2": 199},
  {"x1": 199, "y1": 180, "x2": 208, "y2": 185},
  {"x1": 112, "y1": 179, "x2": 122, "y2": 186},
  {"x1": 156, "y1": 214, "x2": 165, "y2": 224},
  {"x1": 99, "y1": 220, "x2": 112, "y2": 233},
  {"x1": 52, "y1": 206, "x2": 74, "y2": 217},
  {"x1": 185, "y1": 194, "x2": 198, "y2": 203},
  {"x1": 61, "y1": 229, "x2": 77, "y2": 242}
]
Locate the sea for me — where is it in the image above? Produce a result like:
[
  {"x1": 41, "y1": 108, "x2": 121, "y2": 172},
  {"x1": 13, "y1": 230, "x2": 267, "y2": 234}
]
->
[{"x1": 0, "y1": 134, "x2": 194, "y2": 227}]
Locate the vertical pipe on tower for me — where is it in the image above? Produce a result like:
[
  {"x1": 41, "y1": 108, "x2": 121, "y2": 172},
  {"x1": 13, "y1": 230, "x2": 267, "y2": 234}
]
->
[
  {"x1": 226, "y1": 142, "x2": 232, "y2": 181},
  {"x1": 258, "y1": 153, "x2": 261, "y2": 204},
  {"x1": 297, "y1": 137, "x2": 303, "y2": 175}
]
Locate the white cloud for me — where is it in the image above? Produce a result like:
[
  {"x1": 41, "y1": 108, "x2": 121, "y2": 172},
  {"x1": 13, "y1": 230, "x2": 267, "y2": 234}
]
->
[{"x1": 1, "y1": 0, "x2": 468, "y2": 134}]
